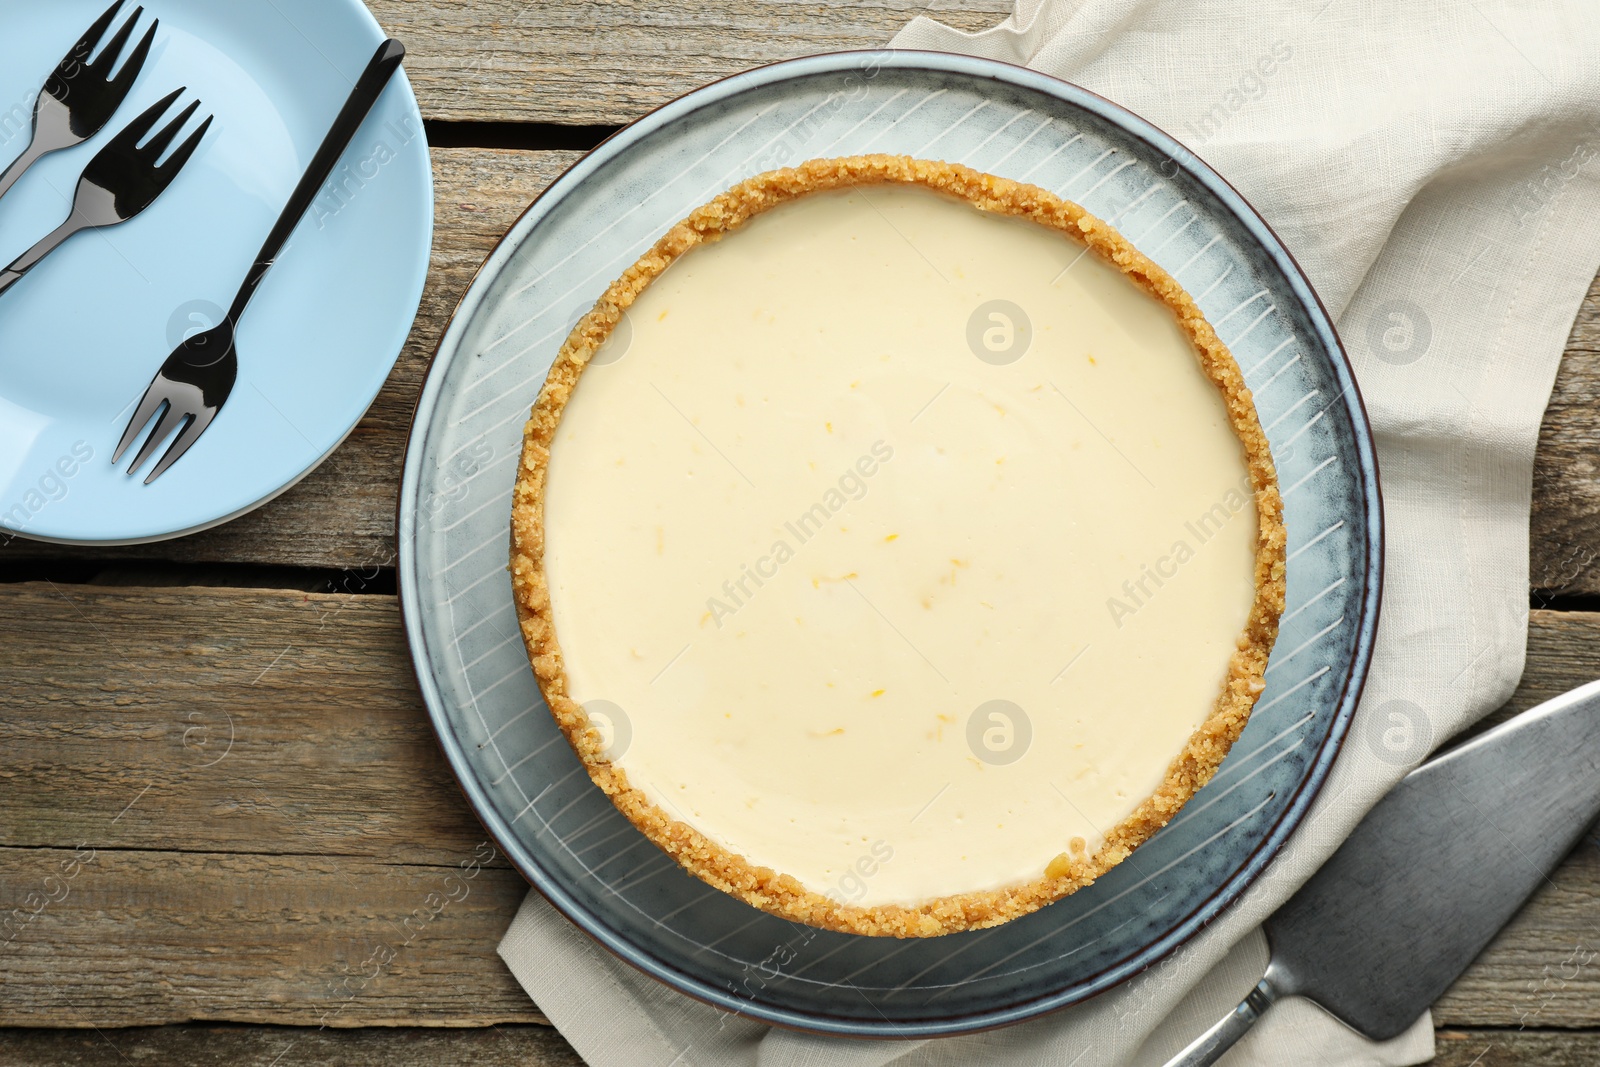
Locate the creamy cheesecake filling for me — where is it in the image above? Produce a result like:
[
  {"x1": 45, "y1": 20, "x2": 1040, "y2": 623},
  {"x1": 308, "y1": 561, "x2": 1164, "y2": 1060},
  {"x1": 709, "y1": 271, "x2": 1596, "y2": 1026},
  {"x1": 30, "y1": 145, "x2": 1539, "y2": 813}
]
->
[{"x1": 540, "y1": 184, "x2": 1260, "y2": 908}]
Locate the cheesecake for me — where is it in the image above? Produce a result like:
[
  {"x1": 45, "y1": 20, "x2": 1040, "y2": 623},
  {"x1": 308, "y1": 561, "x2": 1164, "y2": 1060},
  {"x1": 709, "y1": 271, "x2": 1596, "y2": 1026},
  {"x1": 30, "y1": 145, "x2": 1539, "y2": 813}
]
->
[{"x1": 510, "y1": 155, "x2": 1285, "y2": 937}]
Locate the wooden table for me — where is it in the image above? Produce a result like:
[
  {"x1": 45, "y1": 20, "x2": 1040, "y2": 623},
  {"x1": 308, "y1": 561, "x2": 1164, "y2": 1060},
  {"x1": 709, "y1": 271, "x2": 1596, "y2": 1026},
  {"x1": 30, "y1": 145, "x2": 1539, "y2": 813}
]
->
[{"x1": 3, "y1": 4, "x2": 1598, "y2": 1064}]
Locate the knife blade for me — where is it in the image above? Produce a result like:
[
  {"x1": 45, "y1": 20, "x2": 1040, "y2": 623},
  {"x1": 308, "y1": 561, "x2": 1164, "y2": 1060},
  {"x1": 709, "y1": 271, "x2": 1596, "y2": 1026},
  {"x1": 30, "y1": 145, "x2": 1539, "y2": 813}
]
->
[{"x1": 1167, "y1": 677, "x2": 1600, "y2": 1066}]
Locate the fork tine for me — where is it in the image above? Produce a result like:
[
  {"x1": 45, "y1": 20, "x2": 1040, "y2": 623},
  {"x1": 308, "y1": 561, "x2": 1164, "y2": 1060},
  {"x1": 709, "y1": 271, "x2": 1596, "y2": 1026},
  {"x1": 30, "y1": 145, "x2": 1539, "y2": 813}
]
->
[
  {"x1": 109, "y1": 87, "x2": 184, "y2": 149},
  {"x1": 144, "y1": 405, "x2": 216, "y2": 483},
  {"x1": 113, "y1": 385, "x2": 168, "y2": 463},
  {"x1": 87, "y1": 5, "x2": 142, "y2": 76},
  {"x1": 107, "y1": 18, "x2": 158, "y2": 95},
  {"x1": 157, "y1": 113, "x2": 213, "y2": 174},
  {"x1": 125, "y1": 402, "x2": 187, "y2": 476},
  {"x1": 141, "y1": 98, "x2": 199, "y2": 160},
  {"x1": 71, "y1": 1, "x2": 126, "y2": 65}
]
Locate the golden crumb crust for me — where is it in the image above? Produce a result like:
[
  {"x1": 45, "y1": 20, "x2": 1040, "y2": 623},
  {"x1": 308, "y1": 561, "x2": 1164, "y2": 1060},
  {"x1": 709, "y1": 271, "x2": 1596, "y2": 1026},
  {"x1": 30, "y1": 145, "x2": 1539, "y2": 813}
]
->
[{"x1": 509, "y1": 155, "x2": 1286, "y2": 938}]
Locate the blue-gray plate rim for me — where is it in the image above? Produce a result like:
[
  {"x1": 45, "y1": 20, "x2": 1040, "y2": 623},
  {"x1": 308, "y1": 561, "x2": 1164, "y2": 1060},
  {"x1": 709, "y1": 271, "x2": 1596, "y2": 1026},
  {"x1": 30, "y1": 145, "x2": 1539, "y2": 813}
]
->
[{"x1": 397, "y1": 49, "x2": 1383, "y2": 1039}]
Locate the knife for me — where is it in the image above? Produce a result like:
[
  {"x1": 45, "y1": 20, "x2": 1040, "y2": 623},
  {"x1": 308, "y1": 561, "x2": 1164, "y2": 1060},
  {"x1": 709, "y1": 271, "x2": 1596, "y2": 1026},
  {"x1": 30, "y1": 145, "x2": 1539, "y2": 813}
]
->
[{"x1": 1167, "y1": 678, "x2": 1600, "y2": 1066}]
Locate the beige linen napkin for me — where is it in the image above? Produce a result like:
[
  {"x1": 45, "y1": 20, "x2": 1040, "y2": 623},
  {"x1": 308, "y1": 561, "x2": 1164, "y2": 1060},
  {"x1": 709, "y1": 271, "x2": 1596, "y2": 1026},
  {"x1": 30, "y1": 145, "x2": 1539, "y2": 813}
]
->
[{"x1": 500, "y1": 1, "x2": 1600, "y2": 1062}]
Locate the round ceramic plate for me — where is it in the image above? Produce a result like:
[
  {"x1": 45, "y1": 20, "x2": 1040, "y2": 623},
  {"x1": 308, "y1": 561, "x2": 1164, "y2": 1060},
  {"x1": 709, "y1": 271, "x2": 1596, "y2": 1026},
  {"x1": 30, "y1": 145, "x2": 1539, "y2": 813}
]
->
[
  {"x1": 399, "y1": 52, "x2": 1381, "y2": 1038},
  {"x1": 0, "y1": 0, "x2": 430, "y2": 544}
]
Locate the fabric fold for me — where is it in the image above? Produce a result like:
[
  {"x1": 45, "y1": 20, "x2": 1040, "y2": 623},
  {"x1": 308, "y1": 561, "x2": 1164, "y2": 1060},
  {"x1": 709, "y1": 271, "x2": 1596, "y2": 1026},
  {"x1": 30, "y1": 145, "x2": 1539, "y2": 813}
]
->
[{"x1": 500, "y1": 2, "x2": 1600, "y2": 1062}]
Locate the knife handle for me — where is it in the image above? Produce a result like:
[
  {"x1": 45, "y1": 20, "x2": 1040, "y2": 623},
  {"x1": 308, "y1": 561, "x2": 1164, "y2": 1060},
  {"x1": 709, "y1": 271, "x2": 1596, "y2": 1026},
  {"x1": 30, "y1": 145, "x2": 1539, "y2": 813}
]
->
[
  {"x1": 1164, "y1": 974, "x2": 1281, "y2": 1067},
  {"x1": 225, "y1": 38, "x2": 406, "y2": 327}
]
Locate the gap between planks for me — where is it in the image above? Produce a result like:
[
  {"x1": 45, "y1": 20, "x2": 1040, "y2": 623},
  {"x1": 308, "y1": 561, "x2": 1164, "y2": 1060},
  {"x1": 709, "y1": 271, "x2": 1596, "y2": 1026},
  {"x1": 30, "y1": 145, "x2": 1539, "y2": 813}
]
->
[
  {"x1": 0, "y1": 1024, "x2": 1596, "y2": 1065},
  {"x1": 0, "y1": 149, "x2": 1593, "y2": 590},
  {"x1": 4, "y1": 587, "x2": 1600, "y2": 1027}
]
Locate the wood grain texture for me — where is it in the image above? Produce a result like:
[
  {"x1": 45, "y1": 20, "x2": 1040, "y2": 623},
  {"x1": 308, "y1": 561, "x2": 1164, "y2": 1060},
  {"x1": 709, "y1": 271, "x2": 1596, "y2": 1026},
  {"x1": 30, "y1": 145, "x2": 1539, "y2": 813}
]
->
[
  {"x1": 1429, "y1": 608, "x2": 1600, "y2": 1029},
  {"x1": 0, "y1": 148, "x2": 578, "y2": 572},
  {"x1": 1531, "y1": 272, "x2": 1600, "y2": 594},
  {"x1": 3, "y1": 582, "x2": 1600, "y2": 1028},
  {"x1": 0, "y1": 583, "x2": 539, "y2": 1027},
  {"x1": 1, "y1": 143, "x2": 1594, "y2": 581},
  {"x1": 0, "y1": 1025, "x2": 1595, "y2": 1065},
  {"x1": 0, "y1": 584, "x2": 484, "y2": 865},
  {"x1": 368, "y1": 0, "x2": 1014, "y2": 125},
  {"x1": 1435, "y1": 1030, "x2": 1600, "y2": 1067},
  {"x1": 0, "y1": 847, "x2": 546, "y2": 1028},
  {"x1": 4, "y1": 0, "x2": 1598, "y2": 1050},
  {"x1": 0, "y1": 143, "x2": 1593, "y2": 585},
  {"x1": 0, "y1": 1025, "x2": 583, "y2": 1066}
]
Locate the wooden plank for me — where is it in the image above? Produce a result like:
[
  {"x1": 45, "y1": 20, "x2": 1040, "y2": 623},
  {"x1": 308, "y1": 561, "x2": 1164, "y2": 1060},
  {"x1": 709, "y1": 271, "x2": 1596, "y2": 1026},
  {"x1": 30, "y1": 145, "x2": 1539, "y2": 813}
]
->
[
  {"x1": 0, "y1": 847, "x2": 547, "y2": 1028},
  {"x1": 1470, "y1": 600, "x2": 1600, "y2": 735},
  {"x1": 6, "y1": 583, "x2": 1600, "y2": 1026},
  {"x1": 0, "y1": 1024, "x2": 1596, "y2": 1065},
  {"x1": 1402, "y1": 608, "x2": 1600, "y2": 1029},
  {"x1": 0, "y1": 584, "x2": 488, "y2": 866},
  {"x1": 0, "y1": 1025, "x2": 583, "y2": 1067},
  {"x1": 0, "y1": 583, "x2": 540, "y2": 1027},
  {"x1": 1435, "y1": 1030, "x2": 1600, "y2": 1066},
  {"x1": 1435, "y1": 839, "x2": 1600, "y2": 1029},
  {"x1": 1532, "y1": 273, "x2": 1600, "y2": 594},
  {"x1": 368, "y1": 0, "x2": 1014, "y2": 125},
  {"x1": 0, "y1": 147, "x2": 578, "y2": 572},
  {"x1": 1, "y1": 143, "x2": 1596, "y2": 580}
]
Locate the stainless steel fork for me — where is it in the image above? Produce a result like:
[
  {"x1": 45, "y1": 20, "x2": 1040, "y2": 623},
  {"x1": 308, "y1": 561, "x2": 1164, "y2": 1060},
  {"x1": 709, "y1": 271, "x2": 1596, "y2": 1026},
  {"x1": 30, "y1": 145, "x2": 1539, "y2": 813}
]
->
[
  {"x1": 0, "y1": 1, "x2": 159, "y2": 202},
  {"x1": 0, "y1": 89, "x2": 210, "y2": 297},
  {"x1": 114, "y1": 39, "x2": 405, "y2": 484}
]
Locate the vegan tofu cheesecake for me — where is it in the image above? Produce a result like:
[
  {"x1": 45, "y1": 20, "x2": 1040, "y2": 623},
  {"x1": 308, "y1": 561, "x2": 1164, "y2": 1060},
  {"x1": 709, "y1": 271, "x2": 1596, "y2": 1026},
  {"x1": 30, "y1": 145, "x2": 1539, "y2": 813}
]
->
[{"x1": 510, "y1": 155, "x2": 1285, "y2": 938}]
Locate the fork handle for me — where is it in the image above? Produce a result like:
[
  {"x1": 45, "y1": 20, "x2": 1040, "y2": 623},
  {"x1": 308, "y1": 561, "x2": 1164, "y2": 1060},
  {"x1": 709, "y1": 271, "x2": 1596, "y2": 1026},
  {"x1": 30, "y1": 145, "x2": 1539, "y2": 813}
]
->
[
  {"x1": 0, "y1": 217, "x2": 83, "y2": 296},
  {"x1": 0, "y1": 93, "x2": 82, "y2": 204},
  {"x1": 226, "y1": 38, "x2": 406, "y2": 326},
  {"x1": 0, "y1": 139, "x2": 48, "y2": 203}
]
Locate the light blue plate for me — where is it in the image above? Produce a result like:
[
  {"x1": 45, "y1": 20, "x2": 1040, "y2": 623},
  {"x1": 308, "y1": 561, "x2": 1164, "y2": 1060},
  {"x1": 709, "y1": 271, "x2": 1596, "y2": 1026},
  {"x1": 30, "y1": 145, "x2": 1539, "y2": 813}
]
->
[
  {"x1": 0, "y1": 0, "x2": 430, "y2": 544},
  {"x1": 399, "y1": 52, "x2": 1381, "y2": 1037}
]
